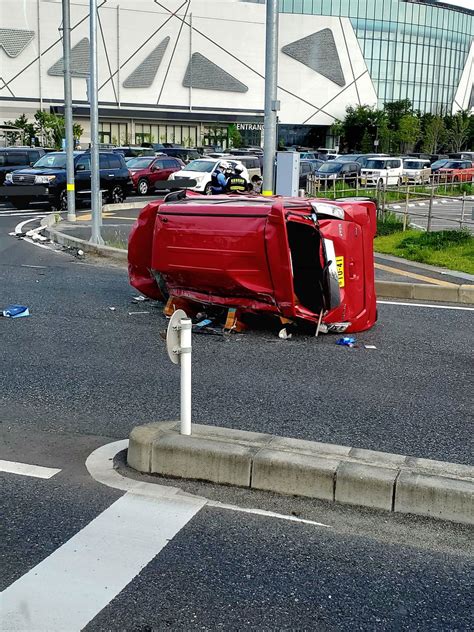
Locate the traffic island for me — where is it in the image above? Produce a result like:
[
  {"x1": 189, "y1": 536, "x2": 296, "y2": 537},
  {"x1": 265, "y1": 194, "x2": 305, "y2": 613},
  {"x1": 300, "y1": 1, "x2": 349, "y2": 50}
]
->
[{"x1": 128, "y1": 422, "x2": 474, "y2": 525}]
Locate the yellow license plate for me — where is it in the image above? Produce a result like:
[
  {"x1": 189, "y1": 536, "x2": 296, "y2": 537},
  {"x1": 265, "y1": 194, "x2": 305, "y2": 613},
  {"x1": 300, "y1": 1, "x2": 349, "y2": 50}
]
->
[{"x1": 336, "y1": 256, "x2": 345, "y2": 288}]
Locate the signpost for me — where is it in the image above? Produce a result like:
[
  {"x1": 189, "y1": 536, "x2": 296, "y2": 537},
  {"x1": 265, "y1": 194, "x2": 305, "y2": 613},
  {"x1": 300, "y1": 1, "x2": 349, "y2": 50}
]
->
[{"x1": 166, "y1": 309, "x2": 192, "y2": 436}]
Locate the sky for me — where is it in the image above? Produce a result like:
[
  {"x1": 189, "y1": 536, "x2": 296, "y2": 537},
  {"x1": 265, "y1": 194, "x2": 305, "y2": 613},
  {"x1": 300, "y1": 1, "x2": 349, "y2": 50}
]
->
[{"x1": 437, "y1": 0, "x2": 474, "y2": 9}]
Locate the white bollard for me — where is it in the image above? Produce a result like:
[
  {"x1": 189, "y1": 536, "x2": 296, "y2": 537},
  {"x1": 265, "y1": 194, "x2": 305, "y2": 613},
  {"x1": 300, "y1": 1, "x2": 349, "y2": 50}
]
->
[{"x1": 179, "y1": 318, "x2": 192, "y2": 435}]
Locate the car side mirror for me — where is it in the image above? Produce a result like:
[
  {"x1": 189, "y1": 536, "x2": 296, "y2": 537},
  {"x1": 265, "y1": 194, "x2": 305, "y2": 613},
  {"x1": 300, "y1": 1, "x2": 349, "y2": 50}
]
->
[{"x1": 76, "y1": 164, "x2": 85, "y2": 171}]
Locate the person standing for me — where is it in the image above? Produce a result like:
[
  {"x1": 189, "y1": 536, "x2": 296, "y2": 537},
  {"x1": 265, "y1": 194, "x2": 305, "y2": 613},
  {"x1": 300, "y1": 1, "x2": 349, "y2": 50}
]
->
[
  {"x1": 225, "y1": 164, "x2": 248, "y2": 194},
  {"x1": 209, "y1": 161, "x2": 229, "y2": 194}
]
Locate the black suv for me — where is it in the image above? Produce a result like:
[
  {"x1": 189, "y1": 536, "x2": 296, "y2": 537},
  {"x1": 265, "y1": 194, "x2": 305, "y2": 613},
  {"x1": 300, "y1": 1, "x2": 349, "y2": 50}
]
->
[
  {"x1": 160, "y1": 147, "x2": 201, "y2": 164},
  {"x1": 5, "y1": 151, "x2": 132, "y2": 211},
  {"x1": 0, "y1": 147, "x2": 46, "y2": 185}
]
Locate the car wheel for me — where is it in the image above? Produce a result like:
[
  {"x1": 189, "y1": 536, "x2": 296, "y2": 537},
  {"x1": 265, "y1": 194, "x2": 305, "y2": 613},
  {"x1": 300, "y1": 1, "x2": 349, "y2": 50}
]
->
[
  {"x1": 377, "y1": 179, "x2": 384, "y2": 190},
  {"x1": 397, "y1": 177, "x2": 403, "y2": 187},
  {"x1": 137, "y1": 179, "x2": 149, "y2": 196},
  {"x1": 108, "y1": 185, "x2": 125, "y2": 204},
  {"x1": 11, "y1": 197, "x2": 30, "y2": 210},
  {"x1": 53, "y1": 189, "x2": 68, "y2": 212},
  {"x1": 204, "y1": 183, "x2": 213, "y2": 195}
]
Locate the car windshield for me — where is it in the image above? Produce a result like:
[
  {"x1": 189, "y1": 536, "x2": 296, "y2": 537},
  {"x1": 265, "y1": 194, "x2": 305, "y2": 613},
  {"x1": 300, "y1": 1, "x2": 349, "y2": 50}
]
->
[
  {"x1": 184, "y1": 160, "x2": 216, "y2": 173},
  {"x1": 404, "y1": 161, "x2": 427, "y2": 169},
  {"x1": 318, "y1": 162, "x2": 342, "y2": 173},
  {"x1": 431, "y1": 159, "x2": 449, "y2": 169},
  {"x1": 33, "y1": 154, "x2": 67, "y2": 168},
  {"x1": 442, "y1": 161, "x2": 462, "y2": 169},
  {"x1": 338, "y1": 155, "x2": 359, "y2": 162},
  {"x1": 127, "y1": 157, "x2": 154, "y2": 169},
  {"x1": 364, "y1": 160, "x2": 387, "y2": 169}
]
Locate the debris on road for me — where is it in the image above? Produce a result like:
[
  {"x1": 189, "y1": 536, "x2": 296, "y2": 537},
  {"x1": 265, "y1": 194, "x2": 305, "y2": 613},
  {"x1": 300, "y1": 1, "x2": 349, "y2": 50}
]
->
[
  {"x1": 2, "y1": 305, "x2": 30, "y2": 318},
  {"x1": 335, "y1": 336, "x2": 356, "y2": 347},
  {"x1": 108, "y1": 307, "x2": 116, "y2": 311},
  {"x1": 278, "y1": 328, "x2": 293, "y2": 340},
  {"x1": 128, "y1": 311, "x2": 150, "y2": 315},
  {"x1": 131, "y1": 295, "x2": 149, "y2": 303},
  {"x1": 364, "y1": 344, "x2": 377, "y2": 349}
]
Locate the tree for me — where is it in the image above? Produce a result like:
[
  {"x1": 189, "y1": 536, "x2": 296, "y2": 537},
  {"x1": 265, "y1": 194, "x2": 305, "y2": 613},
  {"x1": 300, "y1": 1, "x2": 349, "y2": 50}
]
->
[
  {"x1": 4, "y1": 114, "x2": 37, "y2": 145},
  {"x1": 446, "y1": 111, "x2": 470, "y2": 152},
  {"x1": 227, "y1": 124, "x2": 242, "y2": 148},
  {"x1": 340, "y1": 105, "x2": 385, "y2": 151},
  {"x1": 421, "y1": 115, "x2": 445, "y2": 154},
  {"x1": 360, "y1": 129, "x2": 373, "y2": 153},
  {"x1": 34, "y1": 110, "x2": 83, "y2": 148},
  {"x1": 383, "y1": 99, "x2": 414, "y2": 132},
  {"x1": 396, "y1": 114, "x2": 421, "y2": 153}
]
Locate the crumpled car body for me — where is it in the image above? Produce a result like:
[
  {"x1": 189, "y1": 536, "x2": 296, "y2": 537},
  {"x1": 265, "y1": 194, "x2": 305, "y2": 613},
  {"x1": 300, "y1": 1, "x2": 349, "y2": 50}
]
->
[{"x1": 128, "y1": 193, "x2": 377, "y2": 333}]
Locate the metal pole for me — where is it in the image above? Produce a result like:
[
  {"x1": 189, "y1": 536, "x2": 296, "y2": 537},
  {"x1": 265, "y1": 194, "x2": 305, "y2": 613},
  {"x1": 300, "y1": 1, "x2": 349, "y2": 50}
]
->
[
  {"x1": 262, "y1": 0, "x2": 279, "y2": 196},
  {"x1": 37, "y1": 0, "x2": 43, "y2": 110},
  {"x1": 460, "y1": 191, "x2": 466, "y2": 229},
  {"x1": 189, "y1": 13, "x2": 193, "y2": 112},
  {"x1": 116, "y1": 4, "x2": 120, "y2": 108},
  {"x1": 62, "y1": 0, "x2": 76, "y2": 221},
  {"x1": 89, "y1": 0, "x2": 103, "y2": 245},
  {"x1": 427, "y1": 185, "x2": 434, "y2": 232},
  {"x1": 403, "y1": 183, "x2": 409, "y2": 231},
  {"x1": 180, "y1": 318, "x2": 192, "y2": 435}
]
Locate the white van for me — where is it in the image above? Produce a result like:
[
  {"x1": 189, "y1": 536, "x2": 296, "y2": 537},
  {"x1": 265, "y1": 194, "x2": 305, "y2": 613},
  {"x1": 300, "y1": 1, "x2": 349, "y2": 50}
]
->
[
  {"x1": 402, "y1": 158, "x2": 431, "y2": 184},
  {"x1": 360, "y1": 157, "x2": 404, "y2": 187}
]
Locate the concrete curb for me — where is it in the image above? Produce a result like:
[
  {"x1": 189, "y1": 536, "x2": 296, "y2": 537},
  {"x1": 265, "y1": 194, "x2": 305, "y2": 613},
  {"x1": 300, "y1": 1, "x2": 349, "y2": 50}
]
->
[
  {"x1": 127, "y1": 422, "x2": 474, "y2": 525},
  {"x1": 376, "y1": 280, "x2": 474, "y2": 304}
]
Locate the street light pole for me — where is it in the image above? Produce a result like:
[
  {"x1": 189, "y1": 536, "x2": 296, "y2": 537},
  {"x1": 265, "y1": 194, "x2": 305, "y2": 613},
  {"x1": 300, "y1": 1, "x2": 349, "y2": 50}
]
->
[
  {"x1": 89, "y1": 0, "x2": 103, "y2": 245},
  {"x1": 262, "y1": 0, "x2": 279, "y2": 197},
  {"x1": 62, "y1": 0, "x2": 76, "y2": 221}
]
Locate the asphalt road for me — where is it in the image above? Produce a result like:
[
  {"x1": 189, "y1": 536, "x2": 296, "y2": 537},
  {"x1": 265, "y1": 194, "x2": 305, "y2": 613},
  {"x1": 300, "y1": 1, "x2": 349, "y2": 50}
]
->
[
  {"x1": 388, "y1": 194, "x2": 474, "y2": 233},
  {"x1": 1, "y1": 198, "x2": 473, "y2": 630}
]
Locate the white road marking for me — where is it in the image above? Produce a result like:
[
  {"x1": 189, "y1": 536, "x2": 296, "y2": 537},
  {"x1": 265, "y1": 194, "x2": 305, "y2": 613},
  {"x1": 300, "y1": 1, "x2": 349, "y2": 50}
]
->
[
  {"x1": 14, "y1": 217, "x2": 42, "y2": 235},
  {"x1": 378, "y1": 300, "x2": 474, "y2": 311},
  {"x1": 0, "y1": 459, "x2": 61, "y2": 479},
  {"x1": 21, "y1": 264, "x2": 47, "y2": 269},
  {"x1": 1, "y1": 492, "x2": 205, "y2": 632},
  {"x1": 22, "y1": 236, "x2": 52, "y2": 250},
  {"x1": 207, "y1": 500, "x2": 331, "y2": 528}
]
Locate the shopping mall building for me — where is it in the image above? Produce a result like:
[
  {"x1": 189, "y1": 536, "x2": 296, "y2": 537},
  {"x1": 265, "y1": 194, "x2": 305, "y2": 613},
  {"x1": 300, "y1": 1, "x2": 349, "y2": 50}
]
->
[{"x1": 0, "y1": 0, "x2": 472, "y2": 148}]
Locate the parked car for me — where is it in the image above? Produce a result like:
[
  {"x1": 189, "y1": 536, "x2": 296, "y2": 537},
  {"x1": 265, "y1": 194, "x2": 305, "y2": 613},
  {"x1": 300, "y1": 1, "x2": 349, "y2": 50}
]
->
[
  {"x1": 219, "y1": 154, "x2": 262, "y2": 179},
  {"x1": 127, "y1": 155, "x2": 184, "y2": 195},
  {"x1": 430, "y1": 158, "x2": 451, "y2": 173},
  {"x1": 355, "y1": 153, "x2": 389, "y2": 167},
  {"x1": 140, "y1": 142, "x2": 166, "y2": 152},
  {"x1": 437, "y1": 160, "x2": 474, "y2": 182},
  {"x1": 337, "y1": 154, "x2": 365, "y2": 163},
  {"x1": 299, "y1": 159, "x2": 321, "y2": 188},
  {"x1": 4, "y1": 150, "x2": 132, "y2": 210},
  {"x1": 315, "y1": 161, "x2": 361, "y2": 186},
  {"x1": 128, "y1": 192, "x2": 377, "y2": 333},
  {"x1": 360, "y1": 157, "x2": 404, "y2": 187},
  {"x1": 160, "y1": 147, "x2": 201, "y2": 164},
  {"x1": 0, "y1": 147, "x2": 46, "y2": 185},
  {"x1": 299, "y1": 151, "x2": 318, "y2": 160},
  {"x1": 402, "y1": 158, "x2": 431, "y2": 184},
  {"x1": 113, "y1": 146, "x2": 154, "y2": 158},
  {"x1": 167, "y1": 158, "x2": 249, "y2": 193}
]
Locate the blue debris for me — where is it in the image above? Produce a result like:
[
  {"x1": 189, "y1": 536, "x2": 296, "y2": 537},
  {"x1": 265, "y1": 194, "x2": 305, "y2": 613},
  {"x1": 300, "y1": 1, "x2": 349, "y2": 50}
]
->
[
  {"x1": 336, "y1": 336, "x2": 356, "y2": 347},
  {"x1": 2, "y1": 305, "x2": 30, "y2": 318}
]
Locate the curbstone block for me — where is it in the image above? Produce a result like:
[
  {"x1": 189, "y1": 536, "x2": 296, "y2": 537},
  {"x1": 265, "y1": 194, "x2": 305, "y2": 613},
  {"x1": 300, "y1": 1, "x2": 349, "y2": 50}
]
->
[
  {"x1": 375, "y1": 281, "x2": 414, "y2": 299},
  {"x1": 152, "y1": 433, "x2": 255, "y2": 487},
  {"x1": 459, "y1": 284, "x2": 474, "y2": 305},
  {"x1": 269, "y1": 436, "x2": 351, "y2": 458},
  {"x1": 335, "y1": 462, "x2": 398, "y2": 511},
  {"x1": 412, "y1": 284, "x2": 459, "y2": 303},
  {"x1": 395, "y1": 471, "x2": 474, "y2": 525},
  {"x1": 404, "y1": 457, "x2": 474, "y2": 481},
  {"x1": 252, "y1": 449, "x2": 338, "y2": 500},
  {"x1": 349, "y1": 448, "x2": 406, "y2": 468},
  {"x1": 127, "y1": 421, "x2": 177, "y2": 472}
]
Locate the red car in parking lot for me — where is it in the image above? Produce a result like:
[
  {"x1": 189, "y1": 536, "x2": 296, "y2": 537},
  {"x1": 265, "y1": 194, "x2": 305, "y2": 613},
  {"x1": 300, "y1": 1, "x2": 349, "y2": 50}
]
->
[
  {"x1": 128, "y1": 192, "x2": 377, "y2": 333},
  {"x1": 437, "y1": 160, "x2": 474, "y2": 182},
  {"x1": 127, "y1": 155, "x2": 184, "y2": 195}
]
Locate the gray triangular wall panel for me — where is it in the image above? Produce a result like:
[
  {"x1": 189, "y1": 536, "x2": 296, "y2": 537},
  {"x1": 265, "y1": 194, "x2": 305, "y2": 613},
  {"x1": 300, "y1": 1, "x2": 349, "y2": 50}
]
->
[
  {"x1": 0, "y1": 28, "x2": 35, "y2": 57},
  {"x1": 469, "y1": 84, "x2": 474, "y2": 110},
  {"x1": 183, "y1": 53, "x2": 248, "y2": 93},
  {"x1": 282, "y1": 29, "x2": 345, "y2": 87},
  {"x1": 48, "y1": 38, "x2": 90, "y2": 77},
  {"x1": 123, "y1": 37, "x2": 170, "y2": 88}
]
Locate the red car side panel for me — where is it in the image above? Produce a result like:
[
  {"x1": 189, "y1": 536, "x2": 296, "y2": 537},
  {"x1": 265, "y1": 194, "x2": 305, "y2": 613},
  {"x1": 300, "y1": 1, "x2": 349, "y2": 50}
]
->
[{"x1": 128, "y1": 200, "x2": 164, "y2": 300}]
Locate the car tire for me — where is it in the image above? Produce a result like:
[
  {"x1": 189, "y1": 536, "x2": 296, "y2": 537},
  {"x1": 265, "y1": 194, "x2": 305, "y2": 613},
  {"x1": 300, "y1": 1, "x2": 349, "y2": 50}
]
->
[
  {"x1": 377, "y1": 179, "x2": 384, "y2": 190},
  {"x1": 397, "y1": 177, "x2": 403, "y2": 187},
  {"x1": 11, "y1": 197, "x2": 30, "y2": 210},
  {"x1": 52, "y1": 189, "x2": 68, "y2": 213},
  {"x1": 137, "y1": 179, "x2": 149, "y2": 196},
  {"x1": 204, "y1": 183, "x2": 213, "y2": 195},
  {"x1": 108, "y1": 185, "x2": 125, "y2": 204}
]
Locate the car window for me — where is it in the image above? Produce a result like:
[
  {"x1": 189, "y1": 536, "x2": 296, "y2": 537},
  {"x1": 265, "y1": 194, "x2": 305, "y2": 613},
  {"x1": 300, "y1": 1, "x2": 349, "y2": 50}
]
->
[
  {"x1": 108, "y1": 155, "x2": 123, "y2": 169},
  {"x1": 163, "y1": 159, "x2": 178, "y2": 168},
  {"x1": 364, "y1": 159, "x2": 386, "y2": 169},
  {"x1": 154, "y1": 160, "x2": 165, "y2": 169},
  {"x1": 300, "y1": 163, "x2": 310, "y2": 174},
  {"x1": 99, "y1": 154, "x2": 109, "y2": 169},
  {"x1": 76, "y1": 155, "x2": 91, "y2": 171},
  {"x1": 34, "y1": 153, "x2": 67, "y2": 168},
  {"x1": 185, "y1": 160, "x2": 215, "y2": 173},
  {"x1": 6, "y1": 153, "x2": 29, "y2": 166},
  {"x1": 28, "y1": 151, "x2": 41, "y2": 163}
]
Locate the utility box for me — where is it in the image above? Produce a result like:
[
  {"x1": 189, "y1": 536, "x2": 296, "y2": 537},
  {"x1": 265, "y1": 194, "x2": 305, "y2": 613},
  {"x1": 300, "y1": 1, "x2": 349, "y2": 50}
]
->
[{"x1": 276, "y1": 151, "x2": 300, "y2": 197}]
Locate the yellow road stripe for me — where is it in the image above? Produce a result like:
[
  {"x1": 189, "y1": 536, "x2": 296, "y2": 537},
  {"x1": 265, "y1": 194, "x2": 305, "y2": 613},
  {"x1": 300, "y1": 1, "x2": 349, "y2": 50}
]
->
[
  {"x1": 76, "y1": 212, "x2": 116, "y2": 222},
  {"x1": 374, "y1": 262, "x2": 457, "y2": 287}
]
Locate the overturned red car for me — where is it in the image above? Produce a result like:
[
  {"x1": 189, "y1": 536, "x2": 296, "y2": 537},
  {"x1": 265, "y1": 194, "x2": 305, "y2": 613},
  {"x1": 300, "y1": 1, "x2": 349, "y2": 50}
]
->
[{"x1": 128, "y1": 192, "x2": 377, "y2": 333}]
